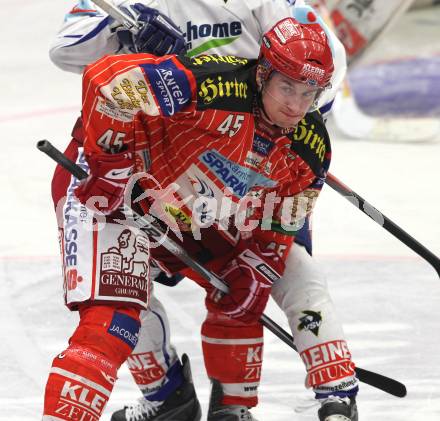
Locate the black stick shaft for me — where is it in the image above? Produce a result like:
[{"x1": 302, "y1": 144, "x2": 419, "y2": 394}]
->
[
  {"x1": 37, "y1": 140, "x2": 88, "y2": 180},
  {"x1": 326, "y1": 173, "x2": 440, "y2": 278},
  {"x1": 37, "y1": 140, "x2": 407, "y2": 398}
]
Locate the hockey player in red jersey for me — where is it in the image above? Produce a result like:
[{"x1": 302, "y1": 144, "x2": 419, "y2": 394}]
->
[{"x1": 44, "y1": 16, "x2": 358, "y2": 421}]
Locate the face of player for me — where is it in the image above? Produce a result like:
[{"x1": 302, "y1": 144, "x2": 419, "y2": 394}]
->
[{"x1": 261, "y1": 72, "x2": 320, "y2": 128}]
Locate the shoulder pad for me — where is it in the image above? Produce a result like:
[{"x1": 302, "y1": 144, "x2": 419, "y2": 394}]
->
[
  {"x1": 289, "y1": 111, "x2": 331, "y2": 177},
  {"x1": 178, "y1": 55, "x2": 257, "y2": 112}
]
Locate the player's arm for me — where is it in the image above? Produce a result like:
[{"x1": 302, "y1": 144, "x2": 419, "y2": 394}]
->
[
  {"x1": 49, "y1": 0, "x2": 185, "y2": 74},
  {"x1": 206, "y1": 113, "x2": 330, "y2": 323},
  {"x1": 49, "y1": 0, "x2": 138, "y2": 73},
  {"x1": 115, "y1": 3, "x2": 187, "y2": 56},
  {"x1": 75, "y1": 53, "x2": 197, "y2": 213},
  {"x1": 205, "y1": 177, "x2": 320, "y2": 325}
]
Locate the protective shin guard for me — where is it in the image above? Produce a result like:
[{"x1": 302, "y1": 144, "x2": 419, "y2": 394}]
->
[
  {"x1": 43, "y1": 345, "x2": 117, "y2": 420},
  {"x1": 43, "y1": 305, "x2": 140, "y2": 420},
  {"x1": 202, "y1": 316, "x2": 263, "y2": 408}
]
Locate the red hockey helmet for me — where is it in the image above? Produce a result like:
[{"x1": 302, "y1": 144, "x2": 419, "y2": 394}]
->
[{"x1": 259, "y1": 17, "x2": 334, "y2": 89}]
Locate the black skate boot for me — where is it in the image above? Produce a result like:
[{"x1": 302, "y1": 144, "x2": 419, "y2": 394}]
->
[
  {"x1": 111, "y1": 354, "x2": 202, "y2": 421},
  {"x1": 207, "y1": 378, "x2": 258, "y2": 421},
  {"x1": 318, "y1": 396, "x2": 358, "y2": 421}
]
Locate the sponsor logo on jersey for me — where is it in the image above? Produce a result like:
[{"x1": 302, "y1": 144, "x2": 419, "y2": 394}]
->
[
  {"x1": 96, "y1": 97, "x2": 133, "y2": 123},
  {"x1": 244, "y1": 152, "x2": 263, "y2": 169},
  {"x1": 194, "y1": 198, "x2": 216, "y2": 225},
  {"x1": 244, "y1": 152, "x2": 271, "y2": 174},
  {"x1": 198, "y1": 76, "x2": 248, "y2": 105},
  {"x1": 140, "y1": 59, "x2": 191, "y2": 117},
  {"x1": 298, "y1": 310, "x2": 323, "y2": 336},
  {"x1": 184, "y1": 20, "x2": 242, "y2": 50},
  {"x1": 191, "y1": 175, "x2": 215, "y2": 198},
  {"x1": 252, "y1": 134, "x2": 274, "y2": 156},
  {"x1": 99, "y1": 231, "x2": 150, "y2": 304},
  {"x1": 107, "y1": 312, "x2": 140, "y2": 349},
  {"x1": 62, "y1": 151, "x2": 89, "y2": 291},
  {"x1": 191, "y1": 55, "x2": 248, "y2": 67},
  {"x1": 199, "y1": 149, "x2": 276, "y2": 198},
  {"x1": 292, "y1": 118, "x2": 327, "y2": 163},
  {"x1": 164, "y1": 204, "x2": 192, "y2": 231},
  {"x1": 66, "y1": 269, "x2": 83, "y2": 291},
  {"x1": 107, "y1": 72, "x2": 158, "y2": 115}
]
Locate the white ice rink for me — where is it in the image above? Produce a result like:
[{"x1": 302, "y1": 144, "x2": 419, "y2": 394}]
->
[{"x1": 1, "y1": 2, "x2": 440, "y2": 420}]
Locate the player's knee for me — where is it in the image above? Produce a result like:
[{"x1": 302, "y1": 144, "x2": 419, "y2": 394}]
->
[{"x1": 70, "y1": 305, "x2": 141, "y2": 367}]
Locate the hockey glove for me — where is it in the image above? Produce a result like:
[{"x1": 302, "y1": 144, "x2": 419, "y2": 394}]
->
[
  {"x1": 75, "y1": 152, "x2": 134, "y2": 215},
  {"x1": 206, "y1": 241, "x2": 284, "y2": 324},
  {"x1": 116, "y1": 4, "x2": 187, "y2": 56}
]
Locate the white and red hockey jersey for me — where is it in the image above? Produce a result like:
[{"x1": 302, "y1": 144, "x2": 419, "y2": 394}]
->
[{"x1": 81, "y1": 52, "x2": 332, "y2": 272}]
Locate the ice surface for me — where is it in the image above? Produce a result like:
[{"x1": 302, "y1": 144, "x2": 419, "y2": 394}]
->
[{"x1": 1, "y1": 2, "x2": 439, "y2": 420}]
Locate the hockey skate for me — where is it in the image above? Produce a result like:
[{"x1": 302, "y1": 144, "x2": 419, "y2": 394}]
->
[
  {"x1": 207, "y1": 378, "x2": 258, "y2": 421},
  {"x1": 111, "y1": 354, "x2": 202, "y2": 421},
  {"x1": 318, "y1": 396, "x2": 358, "y2": 421}
]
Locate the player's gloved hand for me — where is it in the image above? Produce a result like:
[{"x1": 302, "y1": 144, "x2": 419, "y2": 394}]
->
[
  {"x1": 206, "y1": 241, "x2": 284, "y2": 324},
  {"x1": 116, "y1": 4, "x2": 187, "y2": 56},
  {"x1": 74, "y1": 152, "x2": 134, "y2": 215}
]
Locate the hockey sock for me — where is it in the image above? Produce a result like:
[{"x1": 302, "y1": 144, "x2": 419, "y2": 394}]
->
[
  {"x1": 202, "y1": 317, "x2": 263, "y2": 408},
  {"x1": 43, "y1": 305, "x2": 140, "y2": 420},
  {"x1": 43, "y1": 345, "x2": 117, "y2": 420}
]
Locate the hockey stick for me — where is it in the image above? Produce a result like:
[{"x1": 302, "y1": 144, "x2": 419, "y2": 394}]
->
[
  {"x1": 92, "y1": 0, "x2": 141, "y2": 33},
  {"x1": 325, "y1": 173, "x2": 440, "y2": 278},
  {"x1": 37, "y1": 139, "x2": 407, "y2": 398},
  {"x1": 37, "y1": 140, "x2": 297, "y2": 341}
]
